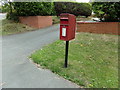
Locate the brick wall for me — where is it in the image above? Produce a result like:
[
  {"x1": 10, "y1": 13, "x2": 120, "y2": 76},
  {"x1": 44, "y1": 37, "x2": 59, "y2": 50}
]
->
[
  {"x1": 19, "y1": 16, "x2": 52, "y2": 28},
  {"x1": 77, "y1": 22, "x2": 120, "y2": 35}
]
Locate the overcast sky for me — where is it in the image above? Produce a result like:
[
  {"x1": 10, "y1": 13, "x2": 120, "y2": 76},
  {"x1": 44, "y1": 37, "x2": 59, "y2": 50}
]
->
[{"x1": 76, "y1": 0, "x2": 90, "y2": 2}]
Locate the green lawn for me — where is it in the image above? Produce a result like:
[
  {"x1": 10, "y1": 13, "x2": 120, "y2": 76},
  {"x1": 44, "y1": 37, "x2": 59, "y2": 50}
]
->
[
  {"x1": 31, "y1": 33, "x2": 118, "y2": 88},
  {"x1": 30, "y1": 32, "x2": 118, "y2": 88},
  {"x1": 0, "y1": 19, "x2": 35, "y2": 35}
]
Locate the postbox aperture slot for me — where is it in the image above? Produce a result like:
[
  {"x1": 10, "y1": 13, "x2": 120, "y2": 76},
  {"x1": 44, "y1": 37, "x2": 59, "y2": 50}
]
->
[
  {"x1": 60, "y1": 19, "x2": 68, "y2": 21},
  {"x1": 60, "y1": 15, "x2": 68, "y2": 19},
  {"x1": 60, "y1": 19, "x2": 69, "y2": 25}
]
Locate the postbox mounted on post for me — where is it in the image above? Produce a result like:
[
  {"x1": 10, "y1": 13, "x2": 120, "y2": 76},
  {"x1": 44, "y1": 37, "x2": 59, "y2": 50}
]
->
[
  {"x1": 60, "y1": 13, "x2": 76, "y2": 41},
  {"x1": 60, "y1": 13, "x2": 76, "y2": 68}
]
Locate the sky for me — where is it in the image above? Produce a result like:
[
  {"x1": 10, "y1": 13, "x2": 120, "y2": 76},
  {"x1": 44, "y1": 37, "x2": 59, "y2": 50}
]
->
[{"x1": 76, "y1": 0, "x2": 90, "y2": 2}]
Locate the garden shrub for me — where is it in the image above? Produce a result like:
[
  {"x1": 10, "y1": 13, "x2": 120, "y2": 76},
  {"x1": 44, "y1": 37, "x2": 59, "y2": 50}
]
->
[
  {"x1": 1, "y1": 3, "x2": 10, "y2": 13},
  {"x1": 7, "y1": 12, "x2": 19, "y2": 22},
  {"x1": 54, "y1": 2, "x2": 92, "y2": 17},
  {"x1": 13, "y1": 2, "x2": 55, "y2": 16},
  {"x1": 92, "y1": 2, "x2": 120, "y2": 22},
  {"x1": 0, "y1": 7, "x2": 2, "y2": 13}
]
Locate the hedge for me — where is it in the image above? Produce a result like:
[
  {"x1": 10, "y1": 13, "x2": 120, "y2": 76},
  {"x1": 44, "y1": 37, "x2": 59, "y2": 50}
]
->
[
  {"x1": 13, "y1": 2, "x2": 55, "y2": 16},
  {"x1": 54, "y1": 2, "x2": 92, "y2": 17},
  {"x1": 6, "y1": 2, "x2": 92, "y2": 21},
  {"x1": 13, "y1": 2, "x2": 92, "y2": 17}
]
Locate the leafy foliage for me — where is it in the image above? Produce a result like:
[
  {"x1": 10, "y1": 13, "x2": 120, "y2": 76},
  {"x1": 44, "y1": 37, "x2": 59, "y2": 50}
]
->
[
  {"x1": 54, "y1": 2, "x2": 92, "y2": 17},
  {"x1": 1, "y1": 3, "x2": 11, "y2": 13},
  {"x1": 13, "y1": 2, "x2": 55, "y2": 16},
  {"x1": 92, "y1": 2, "x2": 120, "y2": 22},
  {"x1": 7, "y1": 12, "x2": 19, "y2": 22},
  {"x1": 5, "y1": 2, "x2": 92, "y2": 21},
  {"x1": 0, "y1": 7, "x2": 2, "y2": 13}
]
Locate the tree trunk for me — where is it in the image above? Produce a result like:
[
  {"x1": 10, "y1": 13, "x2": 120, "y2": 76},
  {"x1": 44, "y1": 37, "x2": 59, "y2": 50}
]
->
[{"x1": 9, "y1": 0, "x2": 12, "y2": 14}]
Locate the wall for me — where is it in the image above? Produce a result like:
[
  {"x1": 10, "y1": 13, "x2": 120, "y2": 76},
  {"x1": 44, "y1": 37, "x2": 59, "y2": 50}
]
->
[
  {"x1": 19, "y1": 16, "x2": 52, "y2": 28},
  {"x1": 77, "y1": 22, "x2": 120, "y2": 35}
]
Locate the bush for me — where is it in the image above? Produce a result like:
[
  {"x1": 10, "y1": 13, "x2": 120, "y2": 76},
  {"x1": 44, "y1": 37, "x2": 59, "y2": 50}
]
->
[
  {"x1": 54, "y1": 2, "x2": 92, "y2": 17},
  {"x1": 7, "y1": 12, "x2": 19, "y2": 22},
  {"x1": 13, "y1": 2, "x2": 55, "y2": 16},
  {"x1": 0, "y1": 7, "x2": 2, "y2": 13},
  {"x1": 1, "y1": 3, "x2": 10, "y2": 13},
  {"x1": 92, "y1": 2, "x2": 120, "y2": 22}
]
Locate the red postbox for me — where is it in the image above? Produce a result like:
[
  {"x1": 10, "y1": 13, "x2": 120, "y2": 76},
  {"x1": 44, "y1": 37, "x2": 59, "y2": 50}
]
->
[
  {"x1": 60, "y1": 13, "x2": 76, "y2": 68},
  {"x1": 60, "y1": 13, "x2": 76, "y2": 41}
]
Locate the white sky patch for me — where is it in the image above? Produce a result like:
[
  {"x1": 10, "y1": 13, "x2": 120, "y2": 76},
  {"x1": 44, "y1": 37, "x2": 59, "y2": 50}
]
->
[
  {"x1": 76, "y1": 0, "x2": 90, "y2": 2},
  {"x1": 0, "y1": 2, "x2": 2, "y2": 6}
]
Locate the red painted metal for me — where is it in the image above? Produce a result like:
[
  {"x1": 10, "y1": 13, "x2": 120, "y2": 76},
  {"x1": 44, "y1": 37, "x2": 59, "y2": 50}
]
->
[{"x1": 60, "y1": 13, "x2": 76, "y2": 41}]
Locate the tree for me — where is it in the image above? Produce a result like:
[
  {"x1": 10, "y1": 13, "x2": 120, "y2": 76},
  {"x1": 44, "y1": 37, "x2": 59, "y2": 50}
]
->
[{"x1": 92, "y1": 2, "x2": 120, "y2": 22}]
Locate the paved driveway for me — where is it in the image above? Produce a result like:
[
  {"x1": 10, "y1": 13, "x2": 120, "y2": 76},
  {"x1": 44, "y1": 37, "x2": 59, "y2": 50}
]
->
[
  {"x1": 1, "y1": 25, "x2": 79, "y2": 88},
  {"x1": 0, "y1": 13, "x2": 6, "y2": 20}
]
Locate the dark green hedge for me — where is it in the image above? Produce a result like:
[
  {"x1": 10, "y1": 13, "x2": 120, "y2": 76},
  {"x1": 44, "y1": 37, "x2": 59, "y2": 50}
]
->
[
  {"x1": 92, "y1": 2, "x2": 120, "y2": 22},
  {"x1": 14, "y1": 2, "x2": 92, "y2": 17},
  {"x1": 6, "y1": 2, "x2": 92, "y2": 19},
  {"x1": 13, "y1": 2, "x2": 55, "y2": 16},
  {"x1": 54, "y1": 2, "x2": 92, "y2": 17}
]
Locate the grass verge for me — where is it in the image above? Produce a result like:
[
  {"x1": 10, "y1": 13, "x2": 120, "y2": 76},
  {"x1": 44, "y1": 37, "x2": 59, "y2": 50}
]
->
[
  {"x1": 30, "y1": 32, "x2": 118, "y2": 88},
  {"x1": 0, "y1": 19, "x2": 35, "y2": 35}
]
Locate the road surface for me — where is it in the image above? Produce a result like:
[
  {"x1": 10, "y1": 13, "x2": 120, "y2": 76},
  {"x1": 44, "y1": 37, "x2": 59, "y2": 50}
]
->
[
  {"x1": 0, "y1": 13, "x2": 6, "y2": 20},
  {"x1": 1, "y1": 25, "x2": 79, "y2": 88}
]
